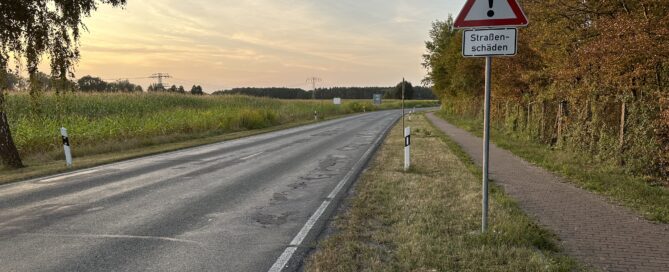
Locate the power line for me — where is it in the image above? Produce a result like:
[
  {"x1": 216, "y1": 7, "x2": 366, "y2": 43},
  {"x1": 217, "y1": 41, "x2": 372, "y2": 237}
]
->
[
  {"x1": 149, "y1": 73, "x2": 172, "y2": 87},
  {"x1": 283, "y1": 82, "x2": 310, "y2": 88},
  {"x1": 306, "y1": 76, "x2": 322, "y2": 100},
  {"x1": 101, "y1": 76, "x2": 150, "y2": 81},
  {"x1": 170, "y1": 77, "x2": 211, "y2": 88}
]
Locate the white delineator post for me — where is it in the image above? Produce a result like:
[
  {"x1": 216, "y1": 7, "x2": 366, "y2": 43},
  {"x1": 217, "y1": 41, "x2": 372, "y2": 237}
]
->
[
  {"x1": 61, "y1": 127, "x2": 73, "y2": 167},
  {"x1": 404, "y1": 127, "x2": 411, "y2": 171}
]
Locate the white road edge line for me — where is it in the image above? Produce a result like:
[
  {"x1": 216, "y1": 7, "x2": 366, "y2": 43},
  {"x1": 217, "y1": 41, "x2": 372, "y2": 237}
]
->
[
  {"x1": 240, "y1": 152, "x2": 264, "y2": 160},
  {"x1": 39, "y1": 169, "x2": 100, "y2": 183},
  {"x1": 268, "y1": 114, "x2": 395, "y2": 272},
  {"x1": 269, "y1": 247, "x2": 298, "y2": 272}
]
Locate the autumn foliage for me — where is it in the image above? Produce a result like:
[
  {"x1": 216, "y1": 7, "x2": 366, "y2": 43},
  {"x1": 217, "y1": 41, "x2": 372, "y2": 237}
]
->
[{"x1": 424, "y1": 0, "x2": 669, "y2": 184}]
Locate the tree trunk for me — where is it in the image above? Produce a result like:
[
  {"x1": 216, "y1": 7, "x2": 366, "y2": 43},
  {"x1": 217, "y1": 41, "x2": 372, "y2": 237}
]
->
[
  {"x1": 527, "y1": 102, "x2": 532, "y2": 132},
  {"x1": 514, "y1": 104, "x2": 519, "y2": 131},
  {"x1": 588, "y1": 99, "x2": 596, "y2": 155},
  {"x1": 656, "y1": 62, "x2": 663, "y2": 94},
  {"x1": 496, "y1": 102, "x2": 501, "y2": 126},
  {"x1": 619, "y1": 101, "x2": 627, "y2": 149},
  {"x1": 541, "y1": 101, "x2": 546, "y2": 140},
  {"x1": 0, "y1": 93, "x2": 23, "y2": 168},
  {"x1": 505, "y1": 100, "x2": 510, "y2": 125},
  {"x1": 556, "y1": 102, "x2": 563, "y2": 145},
  {"x1": 618, "y1": 101, "x2": 627, "y2": 166}
]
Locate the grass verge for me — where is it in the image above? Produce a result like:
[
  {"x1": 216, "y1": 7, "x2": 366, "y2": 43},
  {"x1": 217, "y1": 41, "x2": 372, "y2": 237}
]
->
[
  {"x1": 436, "y1": 111, "x2": 669, "y2": 223},
  {"x1": 305, "y1": 113, "x2": 582, "y2": 272}
]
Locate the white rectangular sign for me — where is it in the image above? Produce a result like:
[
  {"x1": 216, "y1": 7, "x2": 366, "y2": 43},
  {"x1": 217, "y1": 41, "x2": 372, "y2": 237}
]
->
[
  {"x1": 463, "y1": 28, "x2": 517, "y2": 57},
  {"x1": 373, "y1": 94, "x2": 382, "y2": 105},
  {"x1": 333, "y1": 97, "x2": 341, "y2": 105}
]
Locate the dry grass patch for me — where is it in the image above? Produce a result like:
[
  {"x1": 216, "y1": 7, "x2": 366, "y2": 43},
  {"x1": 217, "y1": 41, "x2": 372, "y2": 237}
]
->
[{"x1": 305, "y1": 114, "x2": 582, "y2": 272}]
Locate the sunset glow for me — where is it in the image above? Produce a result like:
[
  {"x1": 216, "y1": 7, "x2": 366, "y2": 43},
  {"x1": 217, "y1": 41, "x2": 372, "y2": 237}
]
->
[{"x1": 73, "y1": 0, "x2": 465, "y2": 91}]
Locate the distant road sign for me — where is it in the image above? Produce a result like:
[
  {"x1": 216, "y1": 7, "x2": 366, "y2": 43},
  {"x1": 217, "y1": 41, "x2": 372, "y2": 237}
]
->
[
  {"x1": 463, "y1": 28, "x2": 517, "y2": 57},
  {"x1": 454, "y1": 0, "x2": 528, "y2": 28},
  {"x1": 373, "y1": 94, "x2": 382, "y2": 105},
  {"x1": 333, "y1": 98, "x2": 342, "y2": 105}
]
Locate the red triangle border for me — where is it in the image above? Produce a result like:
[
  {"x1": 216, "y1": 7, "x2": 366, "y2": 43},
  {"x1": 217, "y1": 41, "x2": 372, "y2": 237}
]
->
[{"x1": 454, "y1": 0, "x2": 529, "y2": 28}]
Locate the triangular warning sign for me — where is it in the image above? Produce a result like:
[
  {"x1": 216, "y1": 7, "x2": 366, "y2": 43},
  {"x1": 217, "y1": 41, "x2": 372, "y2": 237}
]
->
[{"x1": 454, "y1": 0, "x2": 528, "y2": 28}]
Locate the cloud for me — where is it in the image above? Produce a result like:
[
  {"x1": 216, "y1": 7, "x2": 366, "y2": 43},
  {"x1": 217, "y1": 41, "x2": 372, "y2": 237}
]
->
[{"x1": 393, "y1": 16, "x2": 416, "y2": 23}]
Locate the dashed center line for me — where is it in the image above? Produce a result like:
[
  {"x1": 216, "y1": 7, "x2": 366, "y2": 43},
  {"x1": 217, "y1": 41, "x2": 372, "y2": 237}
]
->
[
  {"x1": 19, "y1": 233, "x2": 205, "y2": 247},
  {"x1": 240, "y1": 152, "x2": 264, "y2": 161}
]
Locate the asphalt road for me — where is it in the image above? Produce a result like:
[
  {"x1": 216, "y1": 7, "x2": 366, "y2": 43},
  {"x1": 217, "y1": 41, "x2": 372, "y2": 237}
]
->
[{"x1": 0, "y1": 110, "x2": 400, "y2": 272}]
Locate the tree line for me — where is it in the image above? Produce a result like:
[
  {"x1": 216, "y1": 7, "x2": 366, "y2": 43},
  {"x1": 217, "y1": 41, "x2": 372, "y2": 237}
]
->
[
  {"x1": 423, "y1": 0, "x2": 669, "y2": 183},
  {"x1": 147, "y1": 83, "x2": 205, "y2": 95},
  {"x1": 213, "y1": 82, "x2": 437, "y2": 100},
  {"x1": 78, "y1": 75, "x2": 143, "y2": 92},
  {"x1": 4, "y1": 73, "x2": 206, "y2": 95}
]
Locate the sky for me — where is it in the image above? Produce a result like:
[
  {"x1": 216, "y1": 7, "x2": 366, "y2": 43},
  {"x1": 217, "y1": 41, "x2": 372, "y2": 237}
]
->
[{"x1": 73, "y1": 0, "x2": 466, "y2": 92}]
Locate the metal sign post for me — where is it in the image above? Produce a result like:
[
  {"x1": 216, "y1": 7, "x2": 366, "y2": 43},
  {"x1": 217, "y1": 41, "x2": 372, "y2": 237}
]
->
[
  {"x1": 401, "y1": 78, "x2": 405, "y2": 130},
  {"x1": 482, "y1": 56, "x2": 492, "y2": 231},
  {"x1": 454, "y1": 0, "x2": 528, "y2": 233}
]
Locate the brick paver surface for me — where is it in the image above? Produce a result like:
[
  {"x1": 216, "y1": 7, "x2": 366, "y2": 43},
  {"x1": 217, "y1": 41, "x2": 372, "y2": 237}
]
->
[{"x1": 426, "y1": 113, "x2": 669, "y2": 272}]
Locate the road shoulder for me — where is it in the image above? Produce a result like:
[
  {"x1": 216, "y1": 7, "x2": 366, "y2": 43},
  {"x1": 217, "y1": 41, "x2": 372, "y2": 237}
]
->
[{"x1": 305, "y1": 113, "x2": 579, "y2": 271}]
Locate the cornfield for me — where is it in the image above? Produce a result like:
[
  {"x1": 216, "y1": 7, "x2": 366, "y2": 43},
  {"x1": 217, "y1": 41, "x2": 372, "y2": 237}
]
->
[{"x1": 5, "y1": 92, "x2": 437, "y2": 162}]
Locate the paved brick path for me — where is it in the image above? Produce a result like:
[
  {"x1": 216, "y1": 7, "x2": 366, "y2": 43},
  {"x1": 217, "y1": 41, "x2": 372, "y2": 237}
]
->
[{"x1": 426, "y1": 113, "x2": 669, "y2": 272}]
